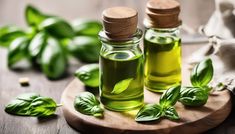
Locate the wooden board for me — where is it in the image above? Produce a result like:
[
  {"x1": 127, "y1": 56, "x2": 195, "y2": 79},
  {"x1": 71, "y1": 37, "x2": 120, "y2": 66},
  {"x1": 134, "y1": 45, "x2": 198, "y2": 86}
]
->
[{"x1": 61, "y1": 66, "x2": 232, "y2": 134}]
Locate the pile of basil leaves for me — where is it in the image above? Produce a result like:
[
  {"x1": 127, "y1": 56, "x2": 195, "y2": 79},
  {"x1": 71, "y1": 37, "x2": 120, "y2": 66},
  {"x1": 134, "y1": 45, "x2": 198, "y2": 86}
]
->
[{"x1": 0, "y1": 5, "x2": 102, "y2": 79}]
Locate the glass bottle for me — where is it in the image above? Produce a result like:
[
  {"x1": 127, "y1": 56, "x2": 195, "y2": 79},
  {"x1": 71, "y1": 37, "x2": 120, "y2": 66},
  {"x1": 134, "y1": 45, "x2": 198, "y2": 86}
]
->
[
  {"x1": 144, "y1": 0, "x2": 182, "y2": 92},
  {"x1": 99, "y1": 7, "x2": 144, "y2": 111}
]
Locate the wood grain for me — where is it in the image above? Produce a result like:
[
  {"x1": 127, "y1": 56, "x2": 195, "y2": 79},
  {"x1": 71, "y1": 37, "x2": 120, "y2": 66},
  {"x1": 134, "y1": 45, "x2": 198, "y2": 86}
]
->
[{"x1": 61, "y1": 63, "x2": 232, "y2": 134}]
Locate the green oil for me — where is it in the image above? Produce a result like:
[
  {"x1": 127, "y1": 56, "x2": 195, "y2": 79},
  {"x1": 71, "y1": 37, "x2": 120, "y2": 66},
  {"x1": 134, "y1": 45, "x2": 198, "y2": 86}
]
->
[
  {"x1": 144, "y1": 30, "x2": 181, "y2": 92},
  {"x1": 100, "y1": 52, "x2": 144, "y2": 111}
]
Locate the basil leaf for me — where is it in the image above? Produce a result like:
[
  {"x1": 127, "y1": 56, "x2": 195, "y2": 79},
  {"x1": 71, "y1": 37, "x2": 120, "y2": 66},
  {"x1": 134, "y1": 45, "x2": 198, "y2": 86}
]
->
[
  {"x1": 0, "y1": 26, "x2": 26, "y2": 47},
  {"x1": 164, "y1": 107, "x2": 179, "y2": 120},
  {"x1": 7, "y1": 37, "x2": 30, "y2": 68},
  {"x1": 159, "y1": 85, "x2": 180, "y2": 108},
  {"x1": 39, "y1": 17, "x2": 75, "y2": 38},
  {"x1": 40, "y1": 37, "x2": 67, "y2": 79},
  {"x1": 67, "y1": 36, "x2": 101, "y2": 63},
  {"x1": 111, "y1": 78, "x2": 133, "y2": 94},
  {"x1": 29, "y1": 96, "x2": 58, "y2": 117},
  {"x1": 28, "y1": 32, "x2": 47, "y2": 64},
  {"x1": 72, "y1": 19, "x2": 102, "y2": 36},
  {"x1": 179, "y1": 87, "x2": 208, "y2": 107},
  {"x1": 74, "y1": 92, "x2": 103, "y2": 117},
  {"x1": 5, "y1": 93, "x2": 40, "y2": 116},
  {"x1": 17, "y1": 93, "x2": 40, "y2": 101},
  {"x1": 75, "y1": 64, "x2": 99, "y2": 87},
  {"x1": 190, "y1": 58, "x2": 213, "y2": 87},
  {"x1": 25, "y1": 5, "x2": 48, "y2": 27},
  {"x1": 135, "y1": 104, "x2": 162, "y2": 122}
]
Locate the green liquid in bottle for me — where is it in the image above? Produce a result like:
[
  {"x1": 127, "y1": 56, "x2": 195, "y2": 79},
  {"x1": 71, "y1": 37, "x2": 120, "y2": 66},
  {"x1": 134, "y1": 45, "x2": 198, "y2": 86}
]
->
[
  {"x1": 144, "y1": 32, "x2": 181, "y2": 92},
  {"x1": 100, "y1": 52, "x2": 144, "y2": 111}
]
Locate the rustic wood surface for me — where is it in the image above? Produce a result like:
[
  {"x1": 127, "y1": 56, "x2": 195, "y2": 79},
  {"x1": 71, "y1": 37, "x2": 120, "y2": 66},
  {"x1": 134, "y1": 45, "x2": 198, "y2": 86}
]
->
[
  {"x1": 1, "y1": 44, "x2": 235, "y2": 134},
  {"x1": 61, "y1": 78, "x2": 231, "y2": 134}
]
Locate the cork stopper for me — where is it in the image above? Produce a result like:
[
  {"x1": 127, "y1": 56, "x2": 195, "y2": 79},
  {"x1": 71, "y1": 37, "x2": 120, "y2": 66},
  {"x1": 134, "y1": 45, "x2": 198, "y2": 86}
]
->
[
  {"x1": 102, "y1": 7, "x2": 138, "y2": 40},
  {"x1": 144, "y1": 0, "x2": 181, "y2": 28}
]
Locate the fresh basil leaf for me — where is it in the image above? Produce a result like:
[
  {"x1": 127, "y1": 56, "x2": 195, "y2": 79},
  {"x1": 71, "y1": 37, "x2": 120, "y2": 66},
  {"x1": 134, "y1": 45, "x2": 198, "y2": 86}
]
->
[
  {"x1": 75, "y1": 64, "x2": 99, "y2": 87},
  {"x1": 72, "y1": 19, "x2": 102, "y2": 36},
  {"x1": 159, "y1": 85, "x2": 180, "y2": 108},
  {"x1": 67, "y1": 36, "x2": 101, "y2": 63},
  {"x1": 29, "y1": 96, "x2": 58, "y2": 117},
  {"x1": 74, "y1": 92, "x2": 103, "y2": 117},
  {"x1": 179, "y1": 87, "x2": 208, "y2": 107},
  {"x1": 164, "y1": 106, "x2": 179, "y2": 120},
  {"x1": 7, "y1": 37, "x2": 30, "y2": 68},
  {"x1": 28, "y1": 32, "x2": 47, "y2": 64},
  {"x1": 5, "y1": 93, "x2": 40, "y2": 116},
  {"x1": 25, "y1": 5, "x2": 48, "y2": 27},
  {"x1": 40, "y1": 37, "x2": 67, "y2": 79},
  {"x1": 111, "y1": 78, "x2": 133, "y2": 94},
  {"x1": 190, "y1": 58, "x2": 213, "y2": 87},
  {"x1": 39, "y1": 17, "x2": 75, "y2": 38},
  {"x1": 0, "y1": 26, "x2": 26, "y2": 47},
  {"x1": 5, "y1": 99, "x2": 31, "y2": 116},
  {"x1": 135, "y1": 104, "x2": 162, "y2": 122},
  {"x1": 17, "y1": 93, "x2": 40, "y2": 101}
]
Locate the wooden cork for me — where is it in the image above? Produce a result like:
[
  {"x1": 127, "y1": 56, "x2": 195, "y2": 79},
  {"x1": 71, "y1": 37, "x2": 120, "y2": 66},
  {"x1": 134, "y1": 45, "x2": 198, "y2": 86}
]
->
[
  {"x1": 144, "y1": 0, "x2": 181, "y2": 28},
  {"x1": 102, "y1": 7, "x2": 138, "y2": 40}
]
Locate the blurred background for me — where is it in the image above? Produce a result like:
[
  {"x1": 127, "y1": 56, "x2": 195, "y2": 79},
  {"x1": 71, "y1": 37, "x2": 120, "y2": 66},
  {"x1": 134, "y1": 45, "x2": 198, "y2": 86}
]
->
[{"x1": 0, "y1": 0, "x2": 215, "y2": 32}]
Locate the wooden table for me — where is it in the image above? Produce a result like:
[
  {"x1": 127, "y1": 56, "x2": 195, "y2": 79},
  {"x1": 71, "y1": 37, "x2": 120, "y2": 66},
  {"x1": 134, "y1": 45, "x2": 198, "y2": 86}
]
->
[{"x1": 0, "y1": 44, "x2": 235, "y2": 134}]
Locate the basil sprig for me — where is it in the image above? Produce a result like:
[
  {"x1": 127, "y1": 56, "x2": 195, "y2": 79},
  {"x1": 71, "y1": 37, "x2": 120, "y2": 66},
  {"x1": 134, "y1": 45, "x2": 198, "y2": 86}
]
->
[
  {"x1": 179, "y1": 58, "x2": 214, "y2": 107},
  {"x1": 0, "y1": 5, "x2": 102, "y2": 79},
  {"x1": 135, "y1": 85, "x2": 180, "y2": 122},
  {"x1": 5, "y1": 93, "x2": 61, "y2": 117},
  {"x1": 74, "y1": 92, "x2": 103, "y2": 117}
]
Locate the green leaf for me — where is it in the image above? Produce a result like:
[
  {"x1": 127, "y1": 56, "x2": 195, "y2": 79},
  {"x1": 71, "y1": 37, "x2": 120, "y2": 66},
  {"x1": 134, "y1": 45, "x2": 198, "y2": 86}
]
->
[
  {"x1": 74, "y1": 92, "x2": 103, "y2": 117},
  {"x1": 28, "y1": 32, "x2": 47, "y2": 64},
  {"x1": 25, "y1": 5, "x2": 48, "y2": 27},
  {"x1": 7, "y1": 37, "x2": 30, "y2": 68},
  {"x1": 164, "y1": 107, "x2": 179, "y2": 120},
  {"x1": 17, "y1": 93, "x2": 40, "y2": 101},
  {"x1": 40, "y1": 37, "x2": 67, "y2": 79},
  {"x1": 66, "y1": 36, "x2": 101, "y2": 63},
  {"x1": 5, "y1": 93, "x2": 40, "y2": 116},
  {"x1": 75, "y1": 64, "x2": 99, "y2": 87},
  {"x1": 179, "y1": 87, "x2": 208, "y2": 107},
  {"x1": 0, "y1": 26, "x2": 26, "y2": 47},
  {"x1": 29, "y1": 96, "x2": 58, "y2": 117},
  {"x1": 159, "y1": 85, "x2": 181, "y2": 108},
  {"x1": 190, "y1": 58, "x2": 214, "y2": 87},
  {"x1": 39, "y1": 17, "x2": 75, "y2": 38},
  {"x1": 111, "y1": 78, "x2": 133, "y2": 94},
  {"x1": 72, "y1": 19, "x2": 102, "y2": 36},
  {"x1": 135, "y1": 104, "x2": 162, "y2": 122}
]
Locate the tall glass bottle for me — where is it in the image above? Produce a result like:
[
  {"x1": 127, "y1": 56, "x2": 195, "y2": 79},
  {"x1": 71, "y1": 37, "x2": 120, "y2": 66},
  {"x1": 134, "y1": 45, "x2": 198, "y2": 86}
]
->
[
  {"x1": 99, "y1": 7, "x2": 144, "y2": 111},
  {"x1": 144, "y1": 0, "x2": 182, "y2": 92}
]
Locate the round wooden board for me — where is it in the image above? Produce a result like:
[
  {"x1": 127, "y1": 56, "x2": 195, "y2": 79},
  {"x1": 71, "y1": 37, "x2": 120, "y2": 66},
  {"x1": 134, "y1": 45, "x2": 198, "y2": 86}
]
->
[{"x1": 61, "y1": 79, "x2": 232, "y2": 134}]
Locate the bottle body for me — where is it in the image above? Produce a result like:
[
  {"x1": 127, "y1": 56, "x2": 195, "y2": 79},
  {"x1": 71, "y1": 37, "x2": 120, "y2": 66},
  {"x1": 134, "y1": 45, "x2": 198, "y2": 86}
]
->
[
  {"x1": 144, "y1": 28, "x2": 181, "y2": 92},
  {"x1": 99, "y1": 29, "x2": 144, "y2": 111}
]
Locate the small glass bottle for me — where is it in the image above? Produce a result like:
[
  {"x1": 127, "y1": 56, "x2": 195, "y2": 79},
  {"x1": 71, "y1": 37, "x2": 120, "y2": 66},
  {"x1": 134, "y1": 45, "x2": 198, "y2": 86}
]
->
[
  {"x1": 99, "y1": 7, "x2": 144, "y2": 111},
  {"x1": 144, "y1": 0, "x2": 182, "y2": 92}
]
